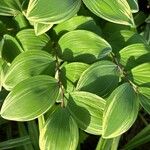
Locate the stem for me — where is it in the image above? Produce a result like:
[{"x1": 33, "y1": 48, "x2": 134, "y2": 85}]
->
[
  {"x1": 38, "y1": 115, "x2": 45, "y2": 131},
  {"x1": 111, "y1": 136, "x2": 121, "y2": 150},
  {"x1": 14, "y1": 13, "x2": 29, "y2": 30},
  {"x1": 96, "y1": 137, "x2": 112, "y2": 150},
  {"x1": 55, "y1": 47, "x2": 65, "y2": 108},
  {"x1": 110, "y1": 52, "x2": 138, "y2": 92}
]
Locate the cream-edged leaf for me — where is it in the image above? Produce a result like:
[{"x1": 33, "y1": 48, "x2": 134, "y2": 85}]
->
[
  {"x1": 82, "y1": 0, "x2": 134, "y2": 26},
  {"x1": 59, "y1": 30, "x2": 112, "y2": 63},
  {"x1": 1, "y1": 75, "x2": 59, "y2": 121},
  {"x1": 34, "y1": 22, "x2": 53, "y2": 36},
  {"x1": 26, "y1": 0, "x2": 81, "y2": 24},
  {"x1": 16, "y1": 29, "x2": 51, "y2": 51},
  {"x1": 120, "y1": 44, "x2": 150, "y2": 69},
  {"x1": 127, "y1": 0, "x2": 139, "y2": 13},
  {"x1": 102, "y1": 83, "x2": 139, "y2": 138},
  {"x1": 3, "y1": 50, "x2": 55, "y2": 90},
  {"x1": 130, "y1": 63, "x2": 150, "y2": 85},
  {"x1": 60, "y1": 62, "x2": 89, "y2": 92},
  {"x1": 54, "y1": 16, "x2": 102, "y2": 37},
  {"x1": 39, "y1": 107, "x2": 79, "y2": 150},
  {"x1": 77, "y1": 61, "x2": 120, "y2": 97},
  {"x1": 66, "y1": 91, "x2": 106, "y2": 135},
  {"x1": 0, "y1": 0, "x2": 22, "y2": 16},
  {"x1": 138, "y1": 87, "x2": 150, "y2": 114}
]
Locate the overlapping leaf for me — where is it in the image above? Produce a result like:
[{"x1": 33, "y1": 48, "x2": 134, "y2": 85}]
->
[
  {"x1": 34, "y1": 23, "x2": 53, "y2": 36},
  {"x1": 54, "y1": 16, "x2": 102, "y2": 37},
  {"x1": 60, "y1": 62, "x2": 89, "y2": 92},
  {"x1": 66, "y1": 91, "x2": 106, "y2": 135},
  {"x1": 130, "y1": 63, "x2": 150, "y2": 85},
  {"x1": 120, "y1": 44, "x2": 150, "y2": 69},
  {"x1": 59, "y1": 30, "x2": 112, "y2": 63},
  {"x1": 3, "y1": 50, "x2": 55, "y2": 90},
  {"x1": 102, "y1": 83, "x2": 139, "y2": 138},
  {"x1": 26, "y1": 0, "x2": 81, "y2": 24},
  {"x1": 77, "y1": 61, "x2": 120, "y2": 97},
  {"x1": 1, "y1": 75, "x2": 59, "y2": 121},
  {"x1": 0, "y1": 0, "x2": 22, "y2": 16},
  {"x1": 82, "y1": 0, "x2": 134, "y2": 26},
  {"x1": 106, "y1": 30, "x2": 147, "y2": 51},
  {"x1": 16, "y1": 29, "x2": 51, "y2": 51},
  {"x1": 39, "y1": 107, "x2": 79, "y2": 150},
  {"x1": 1, "y1": 34, "x2": 23, "y2": 62},
  {"x1": 138, "y1": 87, "x2": 150, "y2": 114},
  {"x1": 127, "y1": 0, "x2": 139, "y2": 13}
]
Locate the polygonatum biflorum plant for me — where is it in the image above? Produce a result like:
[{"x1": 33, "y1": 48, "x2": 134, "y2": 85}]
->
[{"x1": 0, "y1": 0, "x2": 150, "y2": 150}]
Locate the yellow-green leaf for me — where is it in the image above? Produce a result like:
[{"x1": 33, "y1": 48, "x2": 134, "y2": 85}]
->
[
  {"x1": 1, "y1": 75, "x2": 59, "y2": 121},
  {"x1": 82, "y1": 0, "x2": 134, "y2": 26},
  {"x1": 102, "y1": 83, "x2": 139, "y2": 138},
  {"x1": 39, "y1": 107, "x2": 79, "y2": 150}
]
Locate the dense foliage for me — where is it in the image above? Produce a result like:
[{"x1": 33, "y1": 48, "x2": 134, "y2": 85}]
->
[{"x1": 0, "y1": 0, "x2": 150, "y2": 150}]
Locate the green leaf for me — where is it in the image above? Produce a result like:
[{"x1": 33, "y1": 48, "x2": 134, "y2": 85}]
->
[
  {"x1": 66, "y1": 91, "x2": 106, "y2": 135},
  {"x1": 16, "y1": 29, "x2": 51, "y2": 51},
  {"x1": 3, "y1": 50, "x2": 55, "y2": 90},
  {"x1": 102, "y1": 83, "x2": 139, "y2": 138},
  {"x1": 39, "y1": 107, "x2": 79, "y2": 150},
  {"x1": 77, "y1": 61, "x2": 120, "y2": 97},
  {"x1": 106, "y1": 30, "x2": 147, "y2": 52},
  {"x1": 54, "y1": 16, "x2": 102, "y2": 37},
  {"x1": 120, "y1": 44, "x2": 150, "y2": 69},
  {"x1": 60, "y1": 62, "x2": 89, "y2": 92},
  {"x1": 1, "y1": 75, "x2": 59, "y2": 121},
  {"x1": 82, "y1": 0, "x2": 134, "y2": 26},
  {"x1": 26, "y1": 0, "x2": 81, "y2": 24},
  {"x1": 1, "y1": 34, "x2": 23, "y2": 62},
  {"x1": 59, "y1": 30, "x2": 112, "y2": 63},
  {"x1": 124, "y1": 124, "x2": 150, "y2": 150},
  {"x1": 138, "y1": 87, "x2": 150, "y2": 114},
  {"x1": 34, "y1": 22, "x2": 53, "y2": 36},
  {"x1": 0, "y1": 0, "x2": 22, "y2": 16},
  {"x1": 130, "y1": 63, "x2": 150, "y2": 85},
  {"x1": 127, "y1": 0, "x2": 139, "y2": 13}
]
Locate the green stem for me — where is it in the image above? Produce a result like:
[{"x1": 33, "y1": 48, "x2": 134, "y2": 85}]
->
[
  {"x1": 55, "y1": 54, "x2": 65, "y2": 108},
  {"x1": 110, "y1": 52, "x2": 138, "y2": 93},
  {"x1": 38, "y1": 115, "x2": 45, "y2": 131},
  {"x1": 96, "y1": 137, "x2": 112, "y2": 150},
  {"x1": 14, "y1": 13, "x2": 29, "y2": 30},
  {"x1": 111, "y1": 136, "x2": 121, "y2": 150}
]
